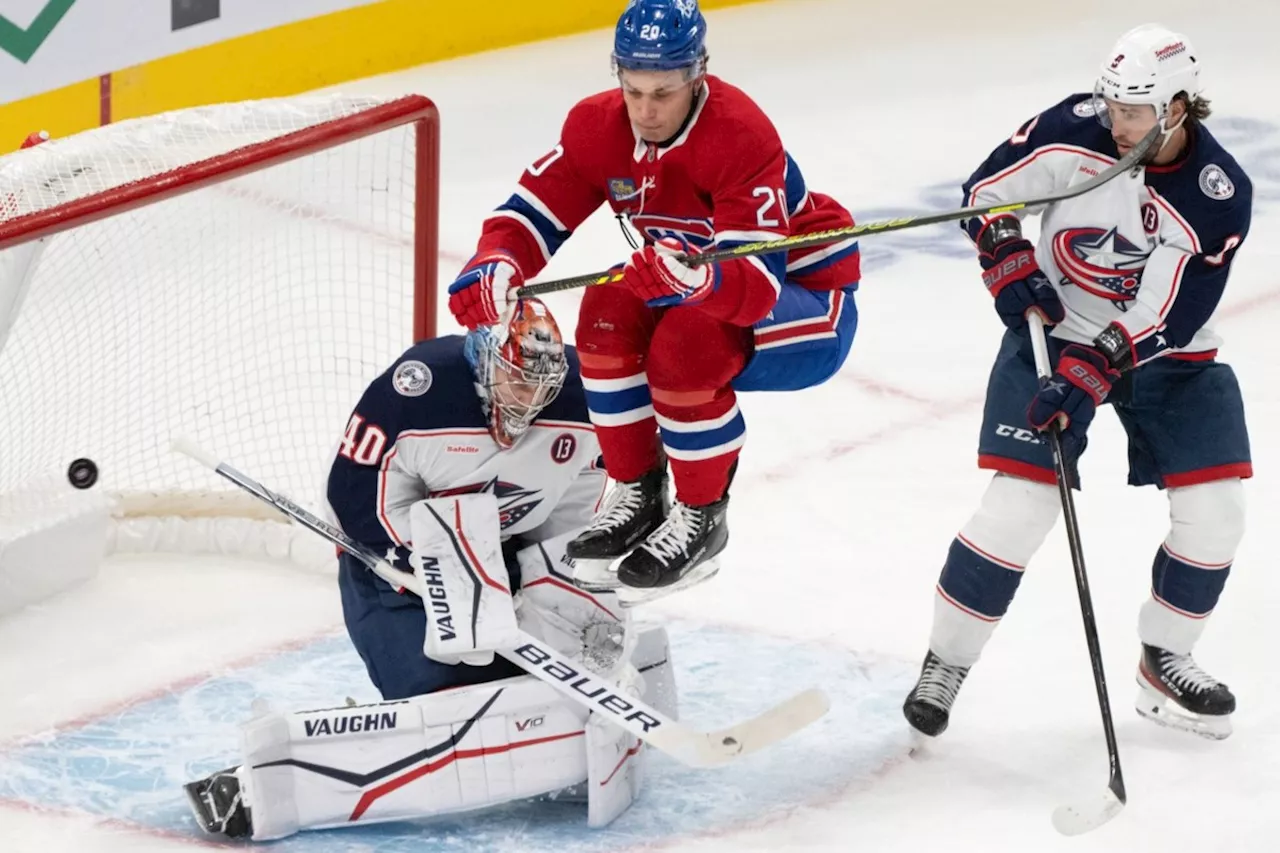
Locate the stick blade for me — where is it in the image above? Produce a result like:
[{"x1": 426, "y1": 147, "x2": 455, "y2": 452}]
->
[
  {"x1": 685, "y1": 688, "x2": 831, "y2": 768},
  {"x1": 171, "y1": 436, "x2": 221, "y2": 470},
  {"x1": 1052, "y1": 787, "x2": 1125, "y2": 836}
]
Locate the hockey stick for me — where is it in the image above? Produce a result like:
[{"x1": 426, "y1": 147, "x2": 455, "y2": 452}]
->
[
  {"x1": 171, "y1": 438, "x2": 830, "y2": 769},
  {"x1": 515, "y1": 123, "x2": 1160, "y2": 298},
  {"x1": 1026, "y1": 313, "x2": 1126, "y2": 835}
]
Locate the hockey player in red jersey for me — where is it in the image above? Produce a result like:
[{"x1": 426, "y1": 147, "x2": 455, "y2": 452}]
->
[{"x1": 447, "y1": 0, "x2": 862, "y2": 601}]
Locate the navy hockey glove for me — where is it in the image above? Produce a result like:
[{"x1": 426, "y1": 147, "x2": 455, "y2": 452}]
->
[
  {"x1": 1026, "y1": 344, "x2": 1119, "y2": 453},
  {"x1": 978, "y1": 220, "x2": 1065, "y2": 329}
]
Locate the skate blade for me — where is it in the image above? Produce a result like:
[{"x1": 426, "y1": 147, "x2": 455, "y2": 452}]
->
[
  {"x1": 907, "y1": 727, "x2": 938, "y2": 756},
  {"x1": 617, "y1": 559, "x2": 720, "y2": 608},
  {"x1": 572, "y1": 558, "x2": 624, "y2": 591},
  {"x1": 1135, "y1": 680, "x2": 1232, "y2": 740},
  {"x1": 183, "y1": 779, "x2": 222, "y2": 834}
]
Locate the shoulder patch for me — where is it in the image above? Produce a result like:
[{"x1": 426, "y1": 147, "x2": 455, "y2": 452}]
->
[
  {"x1": 1073, "y1": 99, "x2": 1099, "y2": 118},
  {"x1": 392, "y1": 360, "x2": 433, "y2": 397},
  {"x1": 1199, "y1": 164, "x2": 1235, "y2": 200}
]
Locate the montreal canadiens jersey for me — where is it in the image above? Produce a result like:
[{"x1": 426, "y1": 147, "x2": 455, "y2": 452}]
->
[
  {"x1": 471, "y1": 75, "x2": 862, "y2": 334},
  {"x1": 326, "y1": 336, "x2": 605, "y2": 571},
  {"x1": 963, "y1": 93, "x2": 1252, "y2": 365}
]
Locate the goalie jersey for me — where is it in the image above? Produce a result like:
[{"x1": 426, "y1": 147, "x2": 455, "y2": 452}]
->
[
  {"x1": 326, "y1": 335, "x2": 606, "y2": 575},
  {"x1": 964, "y1": 93, "x2": 1252, "y2": 366}
]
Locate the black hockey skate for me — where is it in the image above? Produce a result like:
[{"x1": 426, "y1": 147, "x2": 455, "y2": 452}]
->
[
  {"x1": 902, "y1": 650, "x2": 971, "y2": 738},
  {"x1": 566, "y1": 465, "x2": 669, "y2": 590},
  {"x1": 1136, "y1": 643, "x2": 1235, "y2": 739},
  {"x1": 184, "y1": 766, "x2": 252, "y2": 838},
  {"x1": 614, "y1": 493, "x2": 729, "y2": 605}
]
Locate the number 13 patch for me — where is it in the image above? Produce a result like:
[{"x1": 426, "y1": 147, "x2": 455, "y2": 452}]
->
[{"x1": 550, "y1": 433, "x2": 577, "y2": 463}]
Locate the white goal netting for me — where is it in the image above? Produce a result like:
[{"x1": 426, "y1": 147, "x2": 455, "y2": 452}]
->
[{"x1": 0, "y1": 94, "x2": 436, "y2": 568}]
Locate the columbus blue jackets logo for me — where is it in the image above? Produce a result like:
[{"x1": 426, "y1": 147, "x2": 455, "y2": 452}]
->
[
  {"x1": 429, "y1": 478, "x2": 544, "y2": 529},
  {"x1": 1199, "y1": 164, "x2": 1235, "y2": 200},
  {"x1": 392, "y1": 360, "x2": 432, "y2": 397},
  {"x1": 1073, "y1": 99, "x2": 1101, "y2": 118},
  {"x1": 629, "y1": 214, "x2": 716, "y2": 249},
  {"x1": 1051, "y1": 226, "x2": 1149, "y2": 302}
]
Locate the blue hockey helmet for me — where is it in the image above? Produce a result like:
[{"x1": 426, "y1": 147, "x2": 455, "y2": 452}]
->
[{"x1": 613, "y1": 0, "x2": 708, "y2": 75}]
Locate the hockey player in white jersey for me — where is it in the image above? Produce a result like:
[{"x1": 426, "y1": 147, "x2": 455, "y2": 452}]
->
[
  {"x1": 903, "y1": 25, "x2": 1252, "y2": 740},
  {"x1": 184, "y1": 299, "x2": 676, "y2": 840}
]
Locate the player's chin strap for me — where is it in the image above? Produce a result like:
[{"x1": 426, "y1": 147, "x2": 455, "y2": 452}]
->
[
  {"x1": 1150, "y1": 110, "x2": 1189, "y2": 161},
  {"x1": 171, "y1": 437, "x2": 830, "y2": 769}
]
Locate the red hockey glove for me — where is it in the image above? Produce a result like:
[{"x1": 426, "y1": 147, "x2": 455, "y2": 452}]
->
[
  {"x1": 447, "y1": 253, "x2": 524, "y2": 329},
  {"x1": 621, "y1": 237, "x2": 716, "y2": 306}
]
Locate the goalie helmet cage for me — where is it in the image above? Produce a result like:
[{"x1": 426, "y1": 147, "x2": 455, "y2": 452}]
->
[{"x1": 0, "y1": 93, "x2": 439, "y2": 566}]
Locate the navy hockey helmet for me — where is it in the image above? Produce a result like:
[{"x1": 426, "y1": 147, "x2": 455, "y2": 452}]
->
[{"x1": 613, "y1": 0, "x2": 708, "y2": 75}]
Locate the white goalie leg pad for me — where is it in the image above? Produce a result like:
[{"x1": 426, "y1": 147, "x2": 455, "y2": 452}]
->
[
  {"x1": 558, "y1": 641, "x2": 674, "y2": 828},
  {"x1": 1139, "y1": 478, "x2": 1246, "y2": 654},
  {"x1": 409, "y1": 494, "x2": 520, "y2": 666},
  {"x1": 931, "y1": 473, "x2": 1061, "y2": 667},
  {"x1": 630, "y1": 622, "x2": 678, "y2": 720},
  {"x1": 585, "y1": 624, "x2": 677, "y2": 826},
  {"x1": 515, "y1": 529, "x2": 635, "y2": 677},
  {"x1": 586, "y1": 664, "x2": 647, "y2": 828},
  {"x1": 237, "y1": 674, "x2": 590, "y2": 840}
]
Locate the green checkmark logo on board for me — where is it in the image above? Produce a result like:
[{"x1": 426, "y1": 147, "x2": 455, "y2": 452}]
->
[{"x1": 0, "y1": 0, "x2": 77, "y2": 63}]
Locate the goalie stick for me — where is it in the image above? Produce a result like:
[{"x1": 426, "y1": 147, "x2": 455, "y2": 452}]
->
[
  {"x1": 172, "y1": 438, "x2": 830, "y2": 769},
  {"x1": 1026, "y1": 314, "x2": 1126, "y2": 836},
  {"x1": 515, "y1": 122, "x2": 1160, "y2": 298}
]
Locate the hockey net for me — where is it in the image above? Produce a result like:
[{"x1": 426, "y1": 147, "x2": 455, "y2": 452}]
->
[{"x1": 0, "y1": 94, "x2": 439, "y2": 586}]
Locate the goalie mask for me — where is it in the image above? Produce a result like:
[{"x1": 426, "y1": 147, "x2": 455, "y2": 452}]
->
[{"x1": 464, "y1": 299, "x2": 568, "y2": 449}]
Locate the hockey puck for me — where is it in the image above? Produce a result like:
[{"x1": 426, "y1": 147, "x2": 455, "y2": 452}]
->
[{"x1": 68, "y1": 458, "x2": 99, "y2": 490}]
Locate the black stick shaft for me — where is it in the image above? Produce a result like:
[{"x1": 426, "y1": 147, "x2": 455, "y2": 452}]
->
[{"x1": 1028, "y1": 314, "x2": 1126, "y2": 804}]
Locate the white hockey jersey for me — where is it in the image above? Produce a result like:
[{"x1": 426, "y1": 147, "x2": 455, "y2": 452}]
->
[
  {"x1": 326, "y1": 335, "x2": 605, "y2": 573},
  {"x1": 963, "y1": 94, "x2": 1252, "y2": 366}
]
